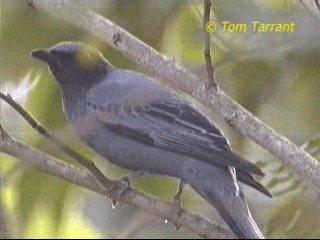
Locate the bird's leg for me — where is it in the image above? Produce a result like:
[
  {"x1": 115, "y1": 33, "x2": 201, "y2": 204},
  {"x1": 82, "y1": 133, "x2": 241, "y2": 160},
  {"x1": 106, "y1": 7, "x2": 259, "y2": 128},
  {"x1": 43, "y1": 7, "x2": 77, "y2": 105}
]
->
[
  {"x1": 111, "y1": 171, "x2": 145, "y2": 209},
  {"x1": 173, "y1": 180, "x2": 185, "y2": 208},
  {"x1": 118, "y1": 170, "x2": 145, "y2": 191},
  {"x1": 171, "y1": 180, "x2": 185, "y2": 229},
  {"x1": 113, "y1": 170, "x2": 145, "y2": 197}
]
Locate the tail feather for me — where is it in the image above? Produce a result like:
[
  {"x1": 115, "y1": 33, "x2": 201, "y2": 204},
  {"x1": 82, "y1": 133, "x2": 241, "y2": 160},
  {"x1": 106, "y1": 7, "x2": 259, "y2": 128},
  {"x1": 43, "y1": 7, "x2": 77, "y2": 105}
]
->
[
  {"x1": 237, "y1": 170, "x2": 273, "y2": 198},
  {"x1": 205, "y1": 189, "x2": 264, "y2": 239},
  {"x1": 185, "y1": 164, "x2": 264, "y2": 239}
]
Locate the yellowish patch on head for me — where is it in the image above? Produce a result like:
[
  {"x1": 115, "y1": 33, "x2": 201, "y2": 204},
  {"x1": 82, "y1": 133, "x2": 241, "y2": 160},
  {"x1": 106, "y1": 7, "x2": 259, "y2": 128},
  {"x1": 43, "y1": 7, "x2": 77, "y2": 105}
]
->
[{"x1": 75, "y1": 47, "x2": 100, "y2": 69}]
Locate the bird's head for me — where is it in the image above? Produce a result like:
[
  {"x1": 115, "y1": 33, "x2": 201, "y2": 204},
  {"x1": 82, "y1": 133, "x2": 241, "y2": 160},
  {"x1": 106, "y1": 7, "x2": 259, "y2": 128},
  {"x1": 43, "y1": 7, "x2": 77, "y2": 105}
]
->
[{"x1": 31, "y1": 42, "x2": 113, "y2": 89}]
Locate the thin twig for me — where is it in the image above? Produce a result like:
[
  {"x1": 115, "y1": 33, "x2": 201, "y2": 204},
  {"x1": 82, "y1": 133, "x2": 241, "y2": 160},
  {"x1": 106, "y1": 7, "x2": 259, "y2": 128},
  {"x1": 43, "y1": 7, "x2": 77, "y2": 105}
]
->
[
  {"x1": 202, "y1": 0, "x2": 218, "y2": 90},
  {"x1": 0, "y1": 92, "x2": 113, "y2": 191},
  {"x1": 0, "y1": 124, "x2": 234, "y2": 239}
]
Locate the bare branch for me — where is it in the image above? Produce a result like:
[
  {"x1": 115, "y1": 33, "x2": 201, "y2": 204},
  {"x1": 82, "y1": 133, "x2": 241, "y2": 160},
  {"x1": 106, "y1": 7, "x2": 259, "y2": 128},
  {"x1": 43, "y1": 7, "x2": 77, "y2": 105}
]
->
[
  {"x1": 25, "y1": 0, "x2": 320, "y2": 190},
  {"x1": 0, "y1": 92, "x2": 113, "y2": 191},
  {"x1": 0, "y1": 124, "x2": 234, "y2": 239},
  {"x1": 203, "y1": 0, "x2": 218, "y2": 89}
]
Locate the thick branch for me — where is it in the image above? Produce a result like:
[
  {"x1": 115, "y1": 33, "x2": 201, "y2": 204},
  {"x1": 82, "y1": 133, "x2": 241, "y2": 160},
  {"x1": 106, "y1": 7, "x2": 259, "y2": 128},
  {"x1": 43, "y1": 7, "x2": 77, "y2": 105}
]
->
[
  {"x1": 0, "y1": 124, "x2": 234, "y2": 239},
  {"x1": 26, "y1": 0, "x2": 320, "y2": 189}
]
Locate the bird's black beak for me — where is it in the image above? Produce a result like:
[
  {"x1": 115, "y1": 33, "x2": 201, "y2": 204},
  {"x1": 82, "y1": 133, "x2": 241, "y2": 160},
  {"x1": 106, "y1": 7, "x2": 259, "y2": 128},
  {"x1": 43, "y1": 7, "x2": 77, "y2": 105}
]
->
[{"x1": 30, "y1": 49, "x2": 61, "y2": 67}]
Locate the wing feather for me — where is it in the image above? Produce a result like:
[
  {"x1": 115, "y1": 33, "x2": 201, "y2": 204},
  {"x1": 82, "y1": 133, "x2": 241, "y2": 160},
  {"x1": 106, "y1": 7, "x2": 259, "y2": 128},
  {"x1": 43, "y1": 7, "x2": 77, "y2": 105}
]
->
[{"x1": 86, "y1": 95, "x2": 263, "y2": 176}]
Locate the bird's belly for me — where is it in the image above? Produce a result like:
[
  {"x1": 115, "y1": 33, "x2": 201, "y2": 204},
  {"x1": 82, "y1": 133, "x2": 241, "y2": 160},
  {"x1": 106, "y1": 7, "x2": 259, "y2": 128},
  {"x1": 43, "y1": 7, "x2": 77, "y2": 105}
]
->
[{"x1": 81, "y1": 128, "x2": 188, "y2": 178}]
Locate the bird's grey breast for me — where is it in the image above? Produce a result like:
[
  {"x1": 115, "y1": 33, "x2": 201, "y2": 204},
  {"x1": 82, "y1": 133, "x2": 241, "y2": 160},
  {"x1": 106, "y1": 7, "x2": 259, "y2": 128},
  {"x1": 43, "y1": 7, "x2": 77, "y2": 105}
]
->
[{"x1": 60, "y1": 88, "x2": 102, "y2": 146}]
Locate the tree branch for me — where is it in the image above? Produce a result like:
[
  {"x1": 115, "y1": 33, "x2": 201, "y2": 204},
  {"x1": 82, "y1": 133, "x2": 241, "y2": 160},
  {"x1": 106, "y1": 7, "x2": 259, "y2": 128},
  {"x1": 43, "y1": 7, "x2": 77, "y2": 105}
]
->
[
  {"x1": 203, "y1": 0, "x2": 217, "y2": 90},
  {"x1": 0, "y1": 92, "x2": 113, "y2": 191},
  {"x1": 25, "y1": 0, "x2": 320, "y2": 190}
]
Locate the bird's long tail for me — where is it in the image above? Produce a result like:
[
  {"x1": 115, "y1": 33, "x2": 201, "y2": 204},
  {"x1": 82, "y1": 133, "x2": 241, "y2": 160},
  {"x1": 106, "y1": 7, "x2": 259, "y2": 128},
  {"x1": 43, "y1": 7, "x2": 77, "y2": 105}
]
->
[{"x1": 185, "y1": 163, "x2": 264, "y2": 239}]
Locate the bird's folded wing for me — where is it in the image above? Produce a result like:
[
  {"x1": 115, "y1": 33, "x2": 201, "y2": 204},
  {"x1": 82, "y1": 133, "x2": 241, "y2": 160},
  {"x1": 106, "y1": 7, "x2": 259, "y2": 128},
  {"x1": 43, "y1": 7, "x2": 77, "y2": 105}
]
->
[{"x1": 85, "y1": 93, "x2": 263, "y2": 176}]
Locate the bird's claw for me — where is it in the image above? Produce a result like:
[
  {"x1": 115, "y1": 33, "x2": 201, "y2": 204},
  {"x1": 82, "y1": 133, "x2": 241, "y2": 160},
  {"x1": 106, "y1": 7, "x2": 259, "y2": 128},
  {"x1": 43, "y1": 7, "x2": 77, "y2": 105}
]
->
[
  {"x1": 115, "y1": 171, "x2": 144, "y2": 196},
  {"x1": 116, "y1": 176, "x2": 131, "y2": 196},
  {"x1": 108, "y1": 176, "x2": 131, "y2": 208}
]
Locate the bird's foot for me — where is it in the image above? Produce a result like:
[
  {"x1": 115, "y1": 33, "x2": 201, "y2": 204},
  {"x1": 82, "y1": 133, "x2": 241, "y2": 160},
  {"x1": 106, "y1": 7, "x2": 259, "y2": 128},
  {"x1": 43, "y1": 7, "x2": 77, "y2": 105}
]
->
[
  {"x1": 171, "y1": 180, "x2": 185, "y2": 230},
  {"x1": 111, "y1": 171, "x2": 145, "y2": 207},
  {"x1": 117, "y1": 175, "x2": 131, "y2": 195},
  {"x1": 116, "y1": 170, "x2": 145, "y2": 195}
]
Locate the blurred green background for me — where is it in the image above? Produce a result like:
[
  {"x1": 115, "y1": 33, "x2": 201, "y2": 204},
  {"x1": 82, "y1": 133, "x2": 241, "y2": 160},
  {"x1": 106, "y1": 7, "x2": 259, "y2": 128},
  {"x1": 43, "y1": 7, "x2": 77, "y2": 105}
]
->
[{"x1": 1, "y1": 0, "x2": 320, "y2": 238}]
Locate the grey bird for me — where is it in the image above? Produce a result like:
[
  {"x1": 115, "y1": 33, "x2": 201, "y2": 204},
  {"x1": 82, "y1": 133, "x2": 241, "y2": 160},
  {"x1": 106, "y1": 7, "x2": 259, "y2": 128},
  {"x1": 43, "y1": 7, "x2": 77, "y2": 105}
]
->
[{"x1": 31, "y1": 42, "x2": 271, "y2": 239}]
